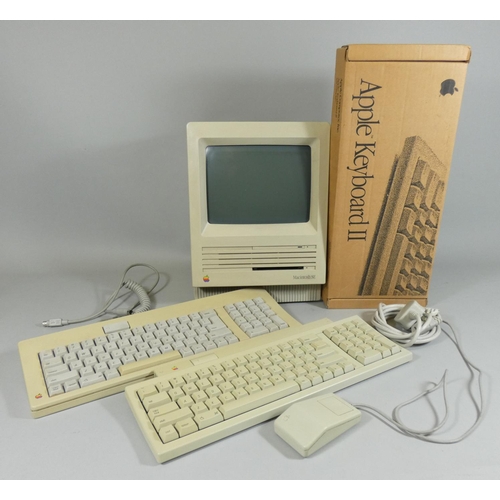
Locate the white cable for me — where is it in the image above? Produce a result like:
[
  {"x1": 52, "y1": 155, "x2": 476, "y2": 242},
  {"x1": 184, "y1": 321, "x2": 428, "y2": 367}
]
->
[
  {"x1": 372, "y1": 302, "x2": 442, "y2": 346},
  {"x1": 357, "y1": 302, "x2": 485, "y2": 444},
  {"x1": 41, "y1": 263, "x2": 160, "y2": 327},
  {"x1": 122, "y1": 279, "x2": 151, "y2": 314}
]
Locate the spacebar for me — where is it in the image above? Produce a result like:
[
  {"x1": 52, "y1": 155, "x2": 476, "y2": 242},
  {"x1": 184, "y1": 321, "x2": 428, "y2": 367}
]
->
[{"x1": 219, "y1": 381, "x2": 300, "y2": 419}]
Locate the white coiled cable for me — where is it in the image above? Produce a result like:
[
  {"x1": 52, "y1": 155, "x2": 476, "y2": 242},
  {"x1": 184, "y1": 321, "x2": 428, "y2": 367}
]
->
[
  {"x1": 122, "y1": 279, "x2": 151, "y2": 314},
  {"x1": 372, "y1": 302, "x2": 442, "y2": 347},
  {"x1": 42, "y1": 263, "x2": 160, "y2": 327}
]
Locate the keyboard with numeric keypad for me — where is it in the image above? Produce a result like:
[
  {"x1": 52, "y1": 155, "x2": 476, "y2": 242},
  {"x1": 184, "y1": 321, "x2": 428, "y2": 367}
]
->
[
  {"x1": 19, "y1": 289, "x2": 300, "y2": 418},
  {"x1": 125, "y1": 315, "x2": 412, "y2": 463}
]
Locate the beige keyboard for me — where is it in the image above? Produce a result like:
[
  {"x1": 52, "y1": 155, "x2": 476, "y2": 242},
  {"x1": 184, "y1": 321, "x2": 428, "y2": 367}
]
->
[
  {"x1": 18, "y1": 289, "x2": 300, "y2": 418},
  {"x1": 125, "y1": 316, "x2": 412, "y2": 463}
]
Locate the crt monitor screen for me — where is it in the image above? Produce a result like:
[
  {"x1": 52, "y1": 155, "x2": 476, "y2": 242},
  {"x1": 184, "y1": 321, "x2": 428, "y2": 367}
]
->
[{"x1": 205, "y1": 145, "x2": 312, "y2": 225}]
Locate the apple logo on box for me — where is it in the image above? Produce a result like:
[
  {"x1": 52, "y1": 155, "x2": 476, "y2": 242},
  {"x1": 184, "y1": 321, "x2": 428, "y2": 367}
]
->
[{"x1": 440, "y1": 79, "x2": 459, "y2": 96}]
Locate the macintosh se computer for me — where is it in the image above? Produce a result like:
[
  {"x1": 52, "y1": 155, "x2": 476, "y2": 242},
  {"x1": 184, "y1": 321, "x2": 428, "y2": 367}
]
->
[{"x1": 187, "y1": 121, "x2": 330, "y2": 303}]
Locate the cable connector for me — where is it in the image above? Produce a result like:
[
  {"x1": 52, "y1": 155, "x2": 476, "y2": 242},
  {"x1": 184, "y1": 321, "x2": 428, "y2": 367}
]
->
[
  {"x1": 372, "y1": 302, "x2": 442, "y2": 346},
  {"x1": 42, "y1": 318, "x2": 70, "y2": 327},
  {"x1": 38, "y1": 263, "x2": 160, "y2": 329},
  {"x1": 394, "y1": 301, "x2": 427, "y2": 329}
]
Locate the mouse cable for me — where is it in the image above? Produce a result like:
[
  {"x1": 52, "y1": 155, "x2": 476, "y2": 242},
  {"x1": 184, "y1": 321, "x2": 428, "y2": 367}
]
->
[
  {"x1": 355, "y1": 301, "x2": 484, "y2": 444},
  {"x1": 41, "y1": 263, "x2": 161, "y2": 327}
]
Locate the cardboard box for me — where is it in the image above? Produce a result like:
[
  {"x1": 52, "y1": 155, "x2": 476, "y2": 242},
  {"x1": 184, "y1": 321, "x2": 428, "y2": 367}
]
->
[{"x1": 323, "y1": 44, "x2": 471, "y2": 309}]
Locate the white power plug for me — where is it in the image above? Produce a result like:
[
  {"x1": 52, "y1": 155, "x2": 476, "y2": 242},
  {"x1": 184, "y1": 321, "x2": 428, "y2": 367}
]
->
[{"x1": 394, "y1": 300, "x2": 427, "y2": 330}]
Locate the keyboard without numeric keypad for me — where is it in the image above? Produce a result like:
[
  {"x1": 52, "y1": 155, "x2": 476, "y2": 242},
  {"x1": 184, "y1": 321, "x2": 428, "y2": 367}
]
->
[
  {"x1": 19, "y1": 289, "x2": 300, "y2": 418},
  {"x1": 125, "y1": 316, "x2": 412, "y2": 463}
]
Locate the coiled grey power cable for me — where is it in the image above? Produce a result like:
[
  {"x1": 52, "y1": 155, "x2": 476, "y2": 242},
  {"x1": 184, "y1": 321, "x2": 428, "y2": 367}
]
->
[
  {"x1": 356, "y1": 301, "x2": 485, "y2": 444},
  {"x1": 41, "y1": 263, "x2": 161, "y2": 327}
]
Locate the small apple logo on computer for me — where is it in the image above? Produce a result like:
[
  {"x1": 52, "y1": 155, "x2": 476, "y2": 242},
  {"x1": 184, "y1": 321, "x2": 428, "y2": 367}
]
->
[
  {"x1": 440, "y1": 79, "x2": 458, "y2": 96},
  {"x1": 203, "y1": 275, "x2": 210, "y2": 283}
]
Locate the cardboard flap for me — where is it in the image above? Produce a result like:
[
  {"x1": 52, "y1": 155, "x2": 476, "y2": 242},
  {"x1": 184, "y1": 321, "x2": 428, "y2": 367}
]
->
[{"x1": 344, "y1": 44, "x2": 471, "y2": 62}]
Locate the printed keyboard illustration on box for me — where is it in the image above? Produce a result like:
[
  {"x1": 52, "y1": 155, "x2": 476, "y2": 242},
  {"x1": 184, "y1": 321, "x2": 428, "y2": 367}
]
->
[
  {"x1": 125, "y1": 316, "x2": 412, "y2": 463},
  {"x1": 18, "y1": 289, "x2": 300, "y2": 418},
  {"x1": 360, "y1": 136, "x2": 447, "y2": 296}
]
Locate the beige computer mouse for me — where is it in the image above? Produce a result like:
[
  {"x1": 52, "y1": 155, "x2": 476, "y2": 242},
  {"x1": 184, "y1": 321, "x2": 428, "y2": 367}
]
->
[{"x1": 274, "y1": 392, "x2": 361, "y2": 457}]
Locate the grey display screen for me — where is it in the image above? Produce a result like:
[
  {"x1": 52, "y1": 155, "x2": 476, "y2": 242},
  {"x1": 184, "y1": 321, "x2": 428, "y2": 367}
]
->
[{"x1": 206, "y1": 145, "x2": 311, "y2": 224}]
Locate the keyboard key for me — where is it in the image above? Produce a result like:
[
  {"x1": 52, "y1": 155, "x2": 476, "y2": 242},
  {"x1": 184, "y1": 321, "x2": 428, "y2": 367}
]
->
[
  {"x1": 156, "y1": 407, "x2": 193, "y2": 429},
  {"x1": 247, "y1": 326, "x2": 269, "y2": 338},
  {"x1": 53, "y1": 346, "x2": 68, "y2": 356},
  {"x1": 43, "y1": 364, "x2": 70, "y2": 377},
  {"x1": 143, "y1": 392, "x2": 171, "y2": 412},
  {"x1": 104, "y1": 369, "x2": 120, "y2": 380},
  {"x1": 103, "y1": 321, "x2": 130, "y2": 334},
  {"x1": 42, "y1": 356, "x2": 63, "y2": 369},
  {"x1": 356, "y1": 350, "x2": 383, "y2": 365},
  {"x1": 159, "y1": 425, "x2": 178, "y2": 444},
  {"x1": 48, "y1": 384, "x2": 64, "y2": 397},
  {"x1": 79, "y1": 373, "x2": 106, "y2": 388},
  {"x1": 63, "y1": 380, "x2": 80, "y2": 392},
  {"x1": 220, "y1": 380, "x2": 299, "y2": 419},
  {"x1": 194, "y1": 408, "x2": 223, "y2": 429},
  {"x1": 45, "y1": 370, "x2": 80, "y2": 387},
  {"x1": 175, "y1": 418, "x2": 198, "y2": 437}
]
